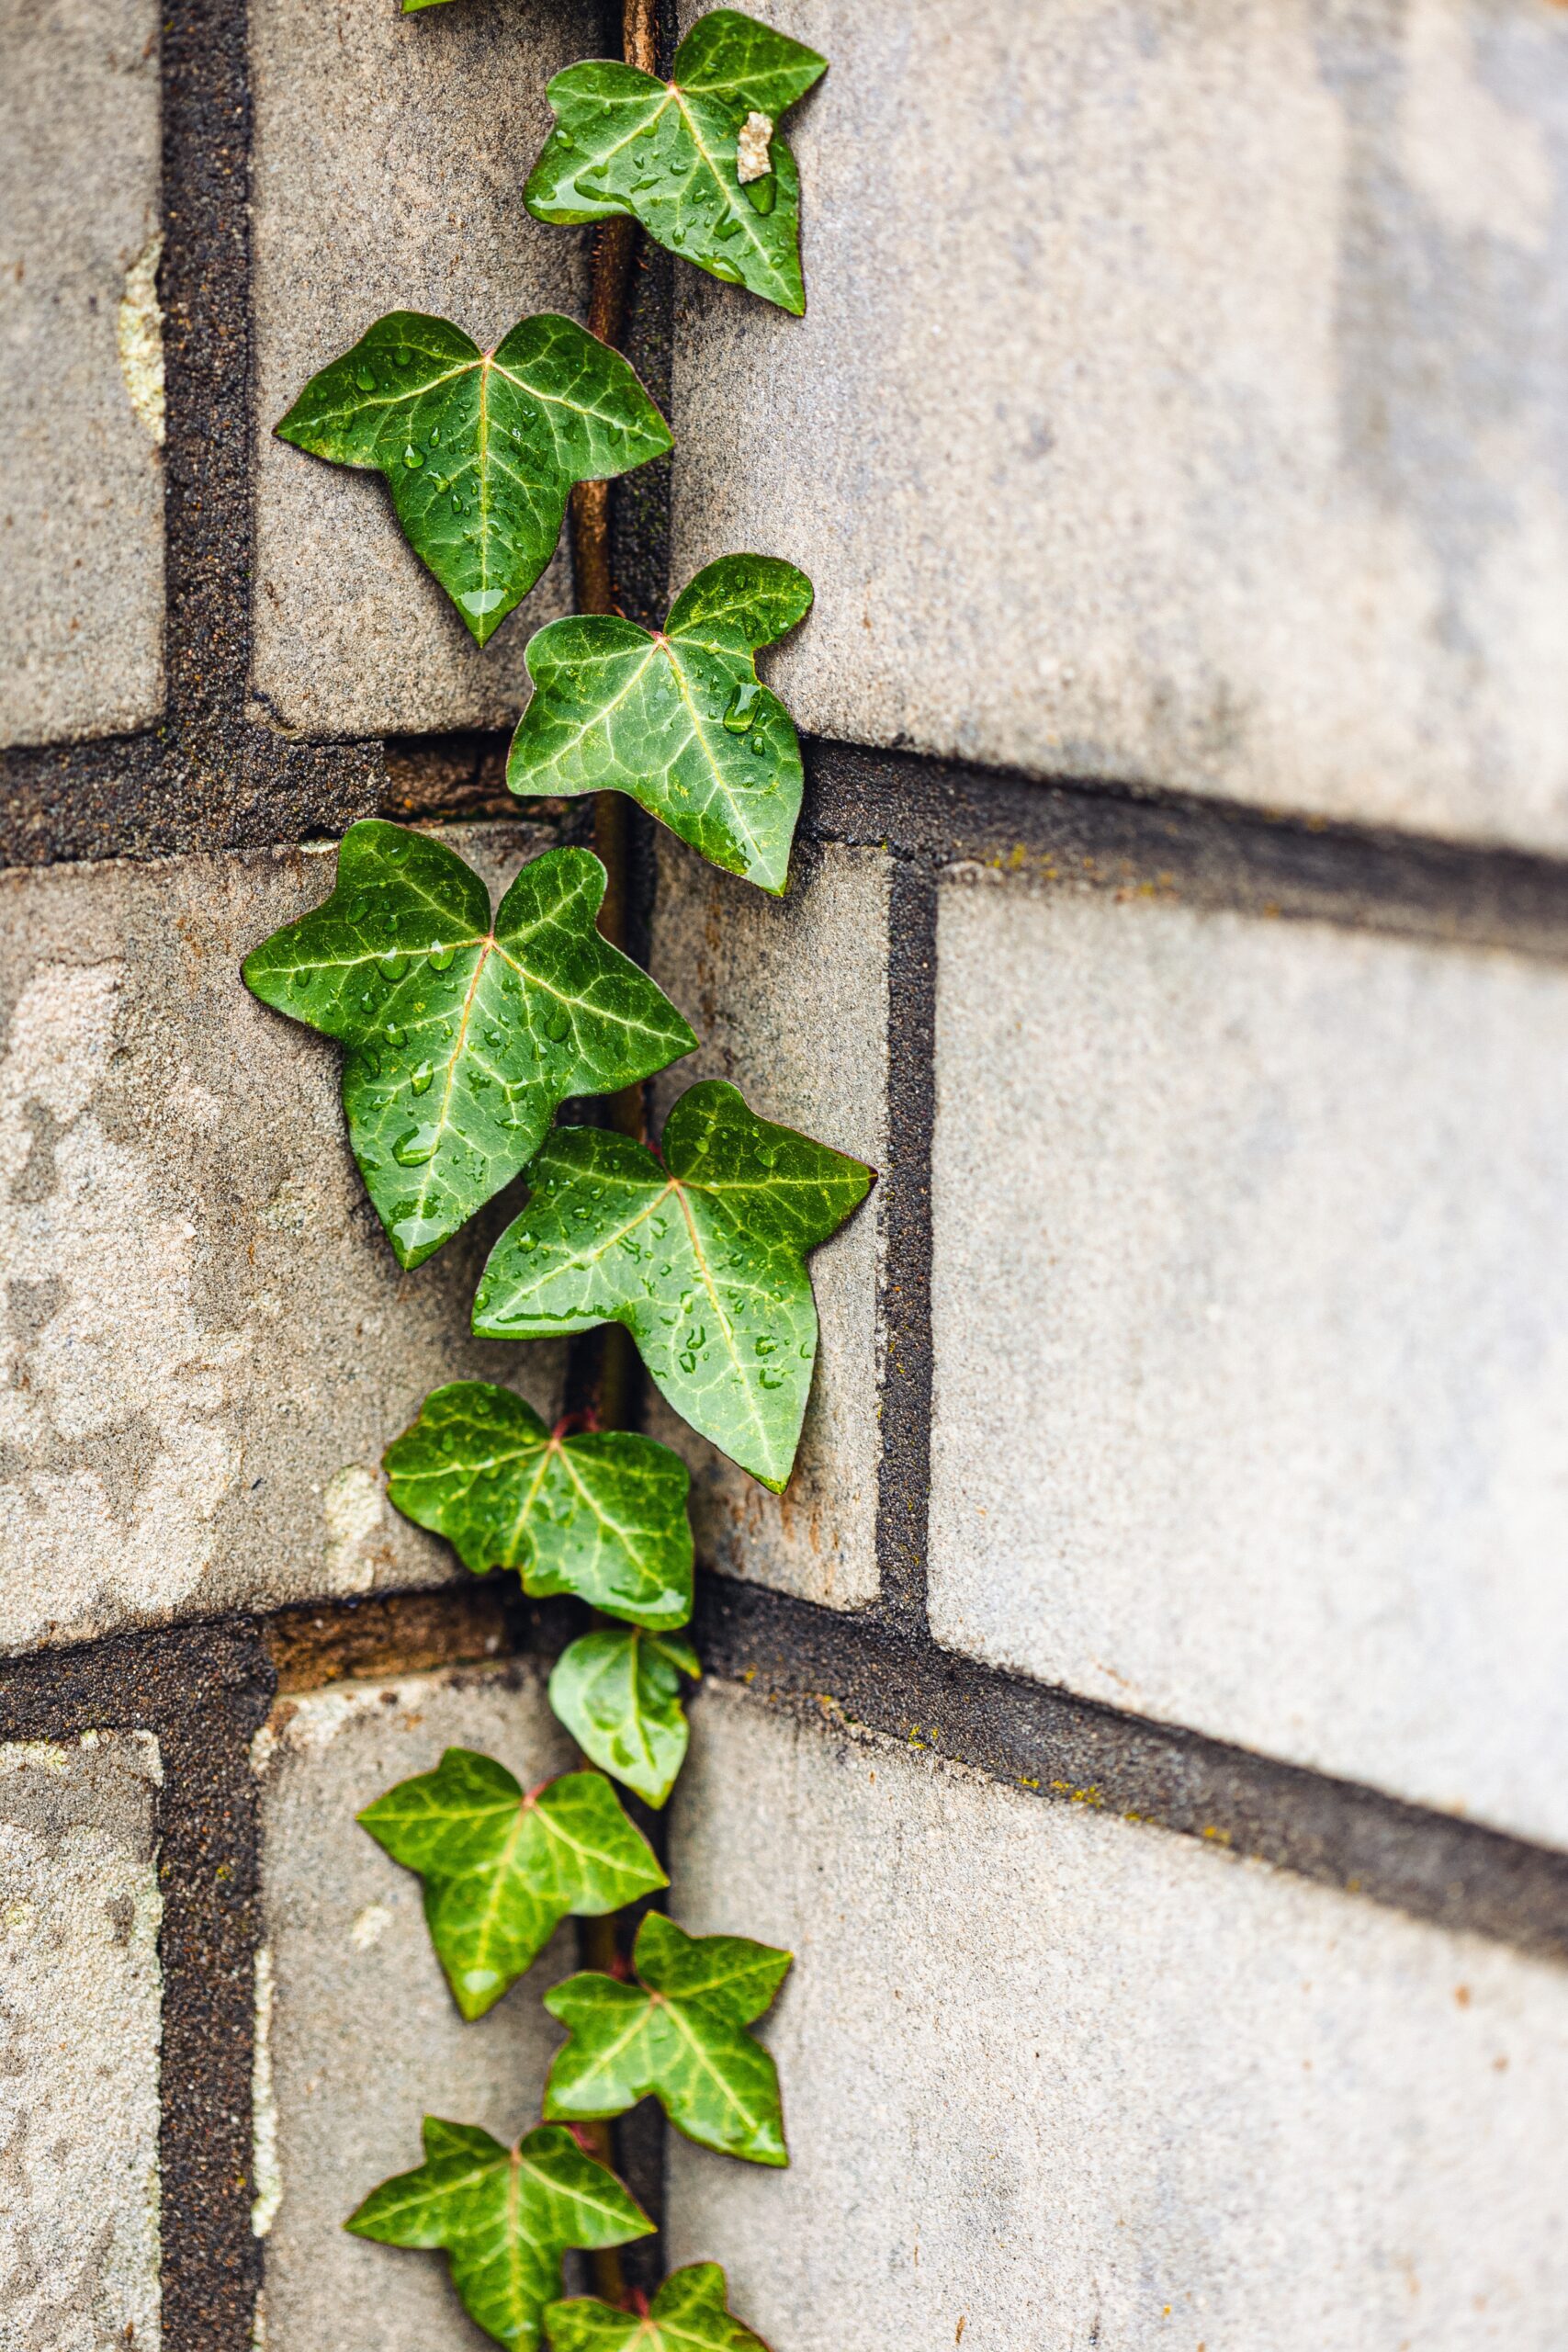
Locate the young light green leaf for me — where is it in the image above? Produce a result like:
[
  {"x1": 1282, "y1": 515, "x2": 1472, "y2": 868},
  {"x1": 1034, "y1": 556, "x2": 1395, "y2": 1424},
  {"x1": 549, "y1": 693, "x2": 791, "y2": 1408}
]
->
[
  {"x1": 276, "y1": 311, "x2": 671, "y2": 642},
  {"x1": 385, "y1": 1383, "x2": 694, "y2": 1628},
  {"x1": 347, "y1": 2118, "x2": 651, "y2": 2352},
  {"x1": 474, "y1": 1080, "x2": 872, "y2": 1491},
  {"x1": 242, "y1": 822, "x2": 694, "y2": 1271},
  {"x1": 359, "y1": 1751, "x2": 667, "y2": 2019},
  {"x1": 546, "y1": 2264, "x2": 771, "y2": 2352},
  {"x1": 525, "y1": 12, "x2": 828, "y2": 315},
  {"x1": 507, "y1": 556, "x2": 812, "y2": 895},
  {"x1": 544, "y1": 1912, "x2": 791, "y2": 2165},
  {"x1": 548, "y1": 1628, "x2": 701, "y2": 1808}
]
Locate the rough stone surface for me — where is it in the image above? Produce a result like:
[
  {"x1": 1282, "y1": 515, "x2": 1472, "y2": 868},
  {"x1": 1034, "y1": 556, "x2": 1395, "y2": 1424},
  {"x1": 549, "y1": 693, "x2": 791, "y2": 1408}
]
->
[
  {"x1": 929, "y1": 871, "x2": 1568, "y2": 1850},
  {"x1": 669, "y1": 1687, "x2": 1568, "y2": 2349},
  {"x1": 0, "y1": 1731, "x2": 163, "y2": 2351},
  {"x1": 648, "y1": 835, "x2": 887, "y2": 1609},
  {"x1": 250, "y1": 0, "x2": 598, "y2": 737},
  {"x1": 0, "y1": 0, "x2": 164, "y2": 747},
  {"x1": 0, "y1": 824, "x2": 562, "y2": 1659},
  {"x1": 254, "y1": 1663, "x2": 576, "y2": 2352},
  {"x1": 671, "y1": 0, "x2": 1568, "y2": 855}
]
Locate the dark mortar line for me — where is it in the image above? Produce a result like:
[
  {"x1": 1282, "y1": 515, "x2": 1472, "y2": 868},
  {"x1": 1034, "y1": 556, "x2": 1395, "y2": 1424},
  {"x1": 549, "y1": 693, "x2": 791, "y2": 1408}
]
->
[
  {"x1": 803, "y1": 737, "x2": 1568, "y2": 963},
  {"x1": 692, "y1": 1576, "x2": 1568, "y2": 1967},
  {"x1": 874, "y1": 859, "x2": 937, "y2": 1633},
  {"x1": 0, "y1": 1618, "x2": 276, "y2": 2352}
]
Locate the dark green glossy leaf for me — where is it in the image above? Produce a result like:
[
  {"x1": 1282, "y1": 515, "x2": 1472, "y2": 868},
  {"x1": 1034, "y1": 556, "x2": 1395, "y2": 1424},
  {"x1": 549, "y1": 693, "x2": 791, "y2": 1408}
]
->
[
  {"x1": 525, "y1": 13, "x2": 827, "y2": 315},
  {"x1": 544, "y1": 1912, "x2": 790, "y2": 2165},
  {"x1": 359, "y1": 1750, "x2": 667, "y2": 2019},
  {"x1": 384, "y1": 1382, "x2": 694, "y2": 1627},
  {"x1": 507, "y1": 556, "x2": 812, "y2": 894},
  {"x1": 242, "y1": 822, "x2": 694, "y2": 1270},
  {"x1": 548, "y1": 1628, "x2": 700, "y2": 1807},
  {"x1": 347, "y1": 2118, "x2": 651, "y2": 2352},
  {"x1": 474, "y1": 1081, "x2": 871, "y2": 1491},
  {"x1": 546, "y1": 2264, "x2": 771, "y2": 2352},
  {"x1": 276, "y1": 311, "x2": 671, "y2": 642}
]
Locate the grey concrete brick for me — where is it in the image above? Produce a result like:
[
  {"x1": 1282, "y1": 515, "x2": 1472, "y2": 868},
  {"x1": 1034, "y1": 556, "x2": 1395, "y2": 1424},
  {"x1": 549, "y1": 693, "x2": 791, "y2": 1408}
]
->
[
  {"x1": 254, "y1": 1662, "x2": 577, "y2": 2352},
  {"x1": 671, "y1": 0, "x2": 1568, "y2": 855},
  {"x1": 0, "y1": 1732, "x2": 163, "y2": 2351},
  {"x1": 668, "y1": 1687, "x2": 1568, "y2": 2350},
  {"x1": 0, "y1": 824, "x2": 561, "y2": 1660},
  {"x1": 0, "y1": 0, "x2": 164, "y2": 747},
  {"x1": 929, "y1": 871, "x2": 1568, "y2": 1849},
  {"x1": 250, "y1": 0, "x2": 597, "y2": 737},
  {"x1": 647, "y1": 837, "x2": 887, "y2": 1609}
]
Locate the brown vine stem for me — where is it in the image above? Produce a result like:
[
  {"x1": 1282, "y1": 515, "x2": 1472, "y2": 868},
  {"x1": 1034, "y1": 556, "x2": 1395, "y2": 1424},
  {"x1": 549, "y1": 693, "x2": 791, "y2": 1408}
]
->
[{"x1": 565, "y1": 0, "x2": 661, "y2": 2301}]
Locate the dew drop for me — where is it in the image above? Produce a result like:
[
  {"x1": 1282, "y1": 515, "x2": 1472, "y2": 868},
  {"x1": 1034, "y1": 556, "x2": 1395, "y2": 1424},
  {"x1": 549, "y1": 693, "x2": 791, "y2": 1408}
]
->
[
  {"x1": 403, "y1": 446, "x2": 424, "y2": 469},
  {"x1": 427, "y1": 944, "x2": 457, "y2": 972},
  {"x1": 410, "y1": 1061, "x2": 434, "y2": 1095},
  {"x1": 393, "y1": 1125, "x2": 439, "y2": 1167},
  {"x1": 723, "y1": 679, "x2": 761, "y2": 735},
  {"x1": 355, "y1": 368, "x2": 378, "y2": 392}
]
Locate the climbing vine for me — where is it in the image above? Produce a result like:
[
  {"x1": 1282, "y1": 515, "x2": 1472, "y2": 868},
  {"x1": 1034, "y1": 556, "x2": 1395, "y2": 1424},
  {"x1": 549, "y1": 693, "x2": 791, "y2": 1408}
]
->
[{"x1": 245, "y1": 8, "x2": 839, "y2": 2346}]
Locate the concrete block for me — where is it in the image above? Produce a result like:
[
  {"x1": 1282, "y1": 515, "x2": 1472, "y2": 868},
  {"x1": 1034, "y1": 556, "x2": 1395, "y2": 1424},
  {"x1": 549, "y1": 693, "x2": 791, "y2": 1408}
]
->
[
  {"x1": 671, "y1": 0, "x2": 1568, "y2": 855},
  {"x1": 250, "y1": 0, "x2": 597, "y2": 737},
  {"x1": 0, "y1": 824, "x2": 562, "y2": 1659},
  {"x1": 929, "y1": 872, "x2": 1568, "y2": 1849},
  {"x1": 0, "y1": 0, "x2": 164, "y2": 746},
  {"x1": 648, "y1": 837, "x2": 887, "y2": 1609},
  {"x1": 668, "y1": 1687, "x2": 1568, "y2": 2350},
  {"x1": 0, "y1": 1732, "x2": 163, "y2": 2351},
  {"x1": 254, "y1": 1662, "x2": 576, "y2": 2352}
]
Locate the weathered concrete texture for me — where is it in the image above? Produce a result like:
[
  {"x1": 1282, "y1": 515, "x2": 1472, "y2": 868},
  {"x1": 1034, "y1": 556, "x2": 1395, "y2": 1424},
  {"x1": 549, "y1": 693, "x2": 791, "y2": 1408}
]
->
[
  {"x1": 250, "y1": 0, "x2": 597, "y2": 737},
  {"x1": 672, "y1": 0, "x2": 1568, "y2": 855},
  {"x1": 254, "y1": 1664, "x2": 575, "y2": 2352},
  {"x1": 0, "y1": 824, "x2": 562, "y2": 1659},
  {"x1": 0, "y1": 0, "x2": 164, "y2": 748},
  {"x1": 669, "y1": 1688, "x2": 1568, "y2": 2349},
  {"x1": 0, "y1": 1732, "x2": 163, "y2": 2351},
  {"x1": 648, "y1": 836, "x2": 887, "y2": 1608},
  {"x1": 929, "y1": 871, "x2": 1568, "y2": 1850}
]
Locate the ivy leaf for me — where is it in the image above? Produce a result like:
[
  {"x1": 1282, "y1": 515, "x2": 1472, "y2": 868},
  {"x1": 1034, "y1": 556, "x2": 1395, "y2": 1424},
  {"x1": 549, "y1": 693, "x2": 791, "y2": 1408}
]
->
[
  {"x1": 275, "y1": 311, "x2": 671, "y2": 642},
  {"x1": 242, "y1": 822, "x2": 694, "y2": 1270},
  {"x1": 507, "y1": 556, "x2": 812, "y2": 895},
  {"x1": 525, "y1": 12, "x2": 828, "y2": 315},
  {"x1": 385, "y1": 1382, "x2": 694, "y2": 1628},
  {"x1": 548, "y1": 1629, "x2": 701, "y2": 1808},
  {"x1": 544, "y1": 1913, "x2": 791, "y2": 2165},
  {"x1": 358, "y1": 1751, "x2": 667, "y2": 2019},
  {"x1": 474, "y1": 1080, "x2": 872, "y2": 1492},
  {"x1": 546, "y1": 2265, "x2": 771, "y2": 2352},
  {"x1": 347, "y1": 2118, "x2": 652, "y2": 2352}
]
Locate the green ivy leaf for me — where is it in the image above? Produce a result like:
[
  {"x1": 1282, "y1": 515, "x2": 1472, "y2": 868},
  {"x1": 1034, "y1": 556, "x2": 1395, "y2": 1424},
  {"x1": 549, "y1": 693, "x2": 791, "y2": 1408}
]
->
[
  {"x1": 545, "y1": 1913, "x2": 791, "y2": 2165},
  {"x1": 242, "y1": 822, "x2": 694, "y2": 1271},
  {"x1": 546, "y1": 2264, "x2": 771, "y2": 2352},
  {"x1": 507, "y1": 556, "x2": 812, "y2": 895},
  {"x1": 358, "y1": 1751, "x2": 668, "y2": 2019},
  {"x1": 385, "y1": 1382, "x2": 694, "y2": 1628},
  {"x1": 275, "y1": 311, "x2": 671, "y2": 642},
  {"x1": 525, "y1": 12, "x2": 828, "y2": 315},
  {"x1": 548, "y1": 1628, "x2": 701, "y2": 1807},
  {"x1": 474, "y1": 1080, "x2": 872, "y2": 1492},
  {"x1": 347, "y1": 2118, "x2": 652, "y2": 2352}
]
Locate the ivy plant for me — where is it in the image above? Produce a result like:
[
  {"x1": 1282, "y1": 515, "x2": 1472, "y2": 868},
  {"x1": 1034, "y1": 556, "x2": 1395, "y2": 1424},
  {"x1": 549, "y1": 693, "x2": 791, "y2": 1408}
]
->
[
  {"x1": 265, "y1": 10, "x2": 833, "y2": 2345},
  {"x1": 347, "y1": 2119, "x2": 652, "y2": 2351},
  {"x1": 507, "y1": 556, "x2": 813, "y2": 894},
  {"x1": 243, "y1": 823, "x2": 694, "y2": 1269},
  {"x1": 359, "y1": 1750, "x2": 667, "y2": 2018},
  {"x1": 276, "y1": 312, "x2": 671, "y2": 639},
  {"x1": 544, "y1": 1914, "x2": 792, "y2": 2166},
  {"x1": 526, "y1": 12, "x2": 828, "y2": 313},
  {"x1": 546, "y1": 2265, "x2": 771, "y2": 2352},
  {"x1": 474, "y1": 1080, "x2": 872, "y2": 1491}
]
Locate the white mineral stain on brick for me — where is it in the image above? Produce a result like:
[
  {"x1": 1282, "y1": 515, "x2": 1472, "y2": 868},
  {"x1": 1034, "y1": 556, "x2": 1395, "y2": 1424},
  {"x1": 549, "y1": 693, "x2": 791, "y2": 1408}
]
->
[
  {"x1": 0, "y1": 1731, "x2": 164, "y2": 2350},
  {"x1": 669, "y1": 1690, "x2": 1568, "y2": 2350}
]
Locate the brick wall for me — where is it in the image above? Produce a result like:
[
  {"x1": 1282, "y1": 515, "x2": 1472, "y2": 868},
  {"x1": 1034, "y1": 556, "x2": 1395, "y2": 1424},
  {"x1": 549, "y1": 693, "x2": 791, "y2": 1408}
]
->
[{"x1": 2, "y1": 2, "x2": 1565, "y2": 2346}]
